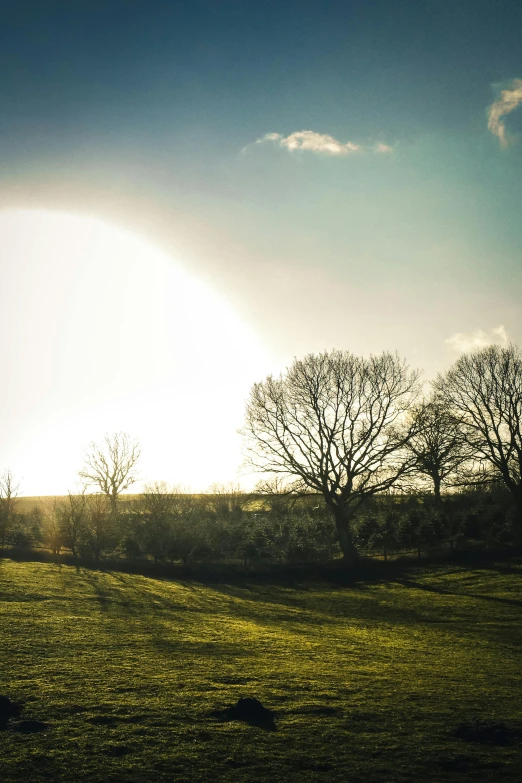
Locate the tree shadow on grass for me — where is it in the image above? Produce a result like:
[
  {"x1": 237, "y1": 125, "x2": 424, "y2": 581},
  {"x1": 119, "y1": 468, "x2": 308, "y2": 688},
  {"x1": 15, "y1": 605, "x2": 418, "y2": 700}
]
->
[
  {"x1": 77, "y1": 568, "x2": 134, "y2": 613},
  {"x1": 396, "y1": 578, "x2": 522, "y2": 608},
  {"x1": 202, "y1": 580, "x2": 452, "y2": 635}
]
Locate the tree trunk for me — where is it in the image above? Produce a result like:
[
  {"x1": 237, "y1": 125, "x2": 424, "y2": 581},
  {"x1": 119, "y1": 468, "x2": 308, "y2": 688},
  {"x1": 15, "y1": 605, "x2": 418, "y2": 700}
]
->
[
  {"x1": 433, "y1": 475, "x2": 442, "y2": 507},
  {"x1": 110, "y1": 493, "x2": 118, "y2": 517},
  {"x1": 331, "y1": 505, "x2": 359, "y2": 565}
]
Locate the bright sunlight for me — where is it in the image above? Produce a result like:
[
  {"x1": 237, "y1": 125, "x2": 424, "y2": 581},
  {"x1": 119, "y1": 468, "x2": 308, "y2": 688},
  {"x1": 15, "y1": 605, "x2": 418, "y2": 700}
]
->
[{"x1": 0, "y1": 210, "x2": 269, "y2": 494}]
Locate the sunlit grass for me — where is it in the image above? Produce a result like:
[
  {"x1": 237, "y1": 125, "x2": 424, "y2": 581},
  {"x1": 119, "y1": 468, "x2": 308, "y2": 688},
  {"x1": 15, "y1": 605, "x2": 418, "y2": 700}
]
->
[{"x1": 1, "y1": 559, "x2": 521, "y2": 782}]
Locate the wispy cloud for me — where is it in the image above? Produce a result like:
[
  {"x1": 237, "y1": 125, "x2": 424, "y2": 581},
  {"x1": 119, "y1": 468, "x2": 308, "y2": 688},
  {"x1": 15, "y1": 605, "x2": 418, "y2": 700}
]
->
[
  {"x1": 487, "y1": 78, "x2": 522, "y2": 147},
  {"x1": 246, "y1": 130, "x2": 393, "y2": 156},
  {"x1": 445, "y1": 325, "x2": 509, "y2": 353},
  {"x1": 255, "y1": 130, "x2": 359, "y2": 155},
  {"x1": 373, "y1": 142, "x2": 394, "y2": 154}
]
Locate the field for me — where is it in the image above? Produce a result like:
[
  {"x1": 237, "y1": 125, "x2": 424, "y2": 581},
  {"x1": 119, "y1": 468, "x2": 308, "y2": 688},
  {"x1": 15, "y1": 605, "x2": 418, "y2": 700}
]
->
[
  {"x1": 14, "y1": 496, "x2": 141, "y2": 514},
  {"x1": 1, "y1": 558, "x2": 521, "y2": 782}
]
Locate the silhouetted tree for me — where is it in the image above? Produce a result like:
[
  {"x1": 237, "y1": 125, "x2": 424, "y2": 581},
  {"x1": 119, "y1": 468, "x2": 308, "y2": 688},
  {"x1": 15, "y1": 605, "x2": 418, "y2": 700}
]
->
[
  {"x1": 23, "y1": 505, "x2": 44, "y2": 547},
  {"x1": 79, "y1": 432, "x2": 141, "y2": 513},
  {"x1": 42, "y1": 499, "x2": 64, "y2": 554},
  {"x1": 255, "y1": 477, "x2": 297, "y2": 517},
  {"x1": 254, "y1": 478, "x2": 305, "y2": 563},
  {"x1": 82, "y1": 494, "x2": 114, "y2": 561},
  {"x1": 135, "y1": 481, "x2": 179, "y2": 562},
  {"x1": 56, "y1": 491, "x2": 88, "y2": 557},
  {"x1": 6, "y1": 505, "x2": 44, "y2": 550},
  {"x1": 0, "y1": 470, "x2": 19, "y2": 552},
  {"x1": 407, "y1": 397, "x2": 471, "y2": 504},
  {"x1": 243, "y1": 350, "x2": 421, "y2": 564},
  {"x1": 435, "y1": 344, "x2": 522, "y2": 526},
  {"x1": 206, "y1": 484, "x2": 252, "y2": 561}
]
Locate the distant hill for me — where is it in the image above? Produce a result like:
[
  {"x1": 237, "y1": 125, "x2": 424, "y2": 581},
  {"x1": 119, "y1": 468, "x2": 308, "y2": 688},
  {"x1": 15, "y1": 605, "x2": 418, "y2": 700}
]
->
[{"x1": 14, "y1": 495, "x2": 141, "y2": 514}]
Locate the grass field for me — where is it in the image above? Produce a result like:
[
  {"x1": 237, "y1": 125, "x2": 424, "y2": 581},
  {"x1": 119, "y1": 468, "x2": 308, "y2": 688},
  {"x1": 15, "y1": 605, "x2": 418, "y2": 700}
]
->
[
  {"x1": 1, "y1": 558, "x2": 521, "y2": 782},
  {"x1": 14, "y1": 495, "x2": 141, "y2": 514}
]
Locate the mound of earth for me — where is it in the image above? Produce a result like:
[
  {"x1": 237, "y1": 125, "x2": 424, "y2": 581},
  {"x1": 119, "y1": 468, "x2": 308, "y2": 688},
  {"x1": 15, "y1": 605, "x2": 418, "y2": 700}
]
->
[
  {"x1": 0, "y1": 696, "x2": 21, "y2": 729},
  {"x1": 210, "y1": 697, "x2": 276, "y2": 730},
  {"x1": 453, "y1": 720, "x2": 522, "y2": 746},
  {"x1": 1, "y1": 695, "x2": 47, "y2": 733}
]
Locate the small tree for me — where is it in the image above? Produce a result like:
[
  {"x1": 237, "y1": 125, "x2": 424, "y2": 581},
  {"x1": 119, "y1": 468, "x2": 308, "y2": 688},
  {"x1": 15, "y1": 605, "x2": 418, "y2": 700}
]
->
[
  {"x1": 407, "y1": 397, "x2": 471, "y2": 504},
  {"x1": 79, "y1": 433, "x2": 141, "y2": 513},
  {"x1": 42, "y1": 499, "x2": 64, "y2": 555},
  {"x1": 255, "y1": 478, "x2": 300, "y2": 563},
  {"x1": 207, "y1": 484, "x2": 252, "y2": 560},
  {"x1": 164, "y1": 494, "x2": 204, "y2": 565},
  {"x1": 131, "y1": 485, "x2": 205, "y2": 565},
  {"x1": 24, "y1": 505, "x2": 45, "y2": 547},
  {"x1": 435, "y1": 344, "x2": 522, "y2": 525},
  {"x1": 135, "y1": 482, "x2": 179, "y2": 562},
  {"x1": 243, "y1": 350, "x2": 421, "y2": 564},
  {"x1": 0, "y1": 470, "x2": 20, "y2": 552},
  {"x1": 208, "y1": 484, "x2": 249, "y2": 523},
  {"x1": 82, "y1": 494, "x2": 114, "y2": 561},
  {"x1": 373, "y1": 509, "x2": 401, "y2": 560},
  {"x1": 56, "y1": 492, "x2": 88, "y2": 557}
]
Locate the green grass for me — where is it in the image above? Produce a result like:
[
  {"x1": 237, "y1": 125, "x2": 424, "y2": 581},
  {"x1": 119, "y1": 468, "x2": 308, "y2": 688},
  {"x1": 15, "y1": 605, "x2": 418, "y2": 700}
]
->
[{"x1": 1, "y1": 558, "x2": 521, "y2": 782}]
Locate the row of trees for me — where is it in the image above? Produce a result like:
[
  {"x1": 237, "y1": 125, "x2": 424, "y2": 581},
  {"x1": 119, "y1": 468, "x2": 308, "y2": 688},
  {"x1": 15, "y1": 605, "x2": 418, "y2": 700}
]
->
[
  {"x1": 2, "y1": 342, "x2": 521, "y2": 567},
  {"x1": 0, "y1": 481, "x2": 517, "y2": 565},
  {"x1": 0, "y1": 484, "x2": 338, "y2": 564},
  {"x1": 243, "y1": 343, "x2": 522, "y2": 563}
]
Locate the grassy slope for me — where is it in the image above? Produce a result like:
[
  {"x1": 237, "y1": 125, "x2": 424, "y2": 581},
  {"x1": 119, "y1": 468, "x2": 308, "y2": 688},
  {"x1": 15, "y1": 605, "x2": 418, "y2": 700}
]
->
[{"x1": 1, "y1": 559, "x2": 521, "y2": 783}]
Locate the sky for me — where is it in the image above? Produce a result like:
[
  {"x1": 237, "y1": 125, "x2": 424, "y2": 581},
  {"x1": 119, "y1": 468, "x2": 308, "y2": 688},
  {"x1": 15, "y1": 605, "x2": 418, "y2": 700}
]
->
[{"x1": 1, "y1": 0, "x2": 521, "y2": 495}]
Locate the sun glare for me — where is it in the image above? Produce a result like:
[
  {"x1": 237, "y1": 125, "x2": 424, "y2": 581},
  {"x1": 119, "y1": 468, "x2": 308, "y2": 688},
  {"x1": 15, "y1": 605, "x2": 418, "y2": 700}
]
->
[{"x1": 0, "y1": 209, "x2": 269, "y2": 494}]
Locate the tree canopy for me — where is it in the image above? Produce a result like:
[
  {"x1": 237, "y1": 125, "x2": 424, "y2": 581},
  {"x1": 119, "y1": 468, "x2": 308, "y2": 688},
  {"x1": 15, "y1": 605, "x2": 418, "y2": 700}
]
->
[{"x1": 243, "y1": 350, "x2": 421, "y2": 562}]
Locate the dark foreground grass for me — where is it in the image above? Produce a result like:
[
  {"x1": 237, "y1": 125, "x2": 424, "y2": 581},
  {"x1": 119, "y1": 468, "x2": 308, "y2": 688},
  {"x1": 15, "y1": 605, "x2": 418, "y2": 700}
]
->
[{"x1": 1, "y1": 558, "x2": 521, "y2": 782}]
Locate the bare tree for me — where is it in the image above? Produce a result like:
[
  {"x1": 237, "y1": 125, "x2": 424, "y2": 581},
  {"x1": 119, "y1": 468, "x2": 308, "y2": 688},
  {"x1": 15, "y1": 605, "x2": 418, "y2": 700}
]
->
[
  {"x1": 79, "y1": 432, "x2": 141, "y2": 513},
  {"x1": 407, "y1": 397, "x2": 472, "y2": 504},
  {"x1": 40, "y1": 498, "x2": 63, "y2": 554},
  {"x1": 84, "y1": 494, "x2": 114, "y2": 561},
  {"x1": 243, "y1": 350, "x2": 421, "y2": 564},
  {"x1": 139, "y1": 481, "x2": 180, "y2": 520},
  {"x1": 254, "y1": 477, "x2": 304, "y2": 565},
  {"x1": 255, "y1": 476, "x2": 298, "y2": 517},
  {"x1": 0, "y1": 470, "x2": 20, "y2": 552},
  {"x1": 56, "y1": 491, "x2": 88, "y2": 557},
  {"x1": 134, "y1": 482, "x2": 177, "y2": 562},
  {"x1": 435, "y1": 343, "x2": 522, "y2": 521},
  {"x1": 208, "y1": 483, "x2": 250, "y2": 521},
  {"x1": 136, "y1": 483, "x2": 202, "y2": 564}
]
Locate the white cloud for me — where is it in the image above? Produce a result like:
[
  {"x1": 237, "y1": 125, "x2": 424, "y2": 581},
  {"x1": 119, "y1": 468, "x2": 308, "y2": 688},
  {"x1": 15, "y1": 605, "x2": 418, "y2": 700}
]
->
[
  {"x1": 445, "y1": 325, "x2": 509, "y2": 353},
  {"x1": 487, "y1": 78, "x2": 522, "y2": 147},
  {"x1": 249, "y1": 130, "x2": 393, "y2": 156},
  {"x1": 374, "y1": 142, "x2": 393, "y2": 154},
  {"x1": 259, "y1": 132, "x2": 282, "y2": 143}
]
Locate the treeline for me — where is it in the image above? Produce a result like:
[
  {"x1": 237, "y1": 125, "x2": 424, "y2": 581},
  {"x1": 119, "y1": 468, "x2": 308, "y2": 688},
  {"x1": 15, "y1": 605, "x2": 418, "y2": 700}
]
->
[
  {"x1": 1, "y1": 483, "x2": 518, "y2": 566},
  {"x1": 1, "y1": 341, "x2": 521, "y2": 568},
  {"x1": 243, "y1": 343, "x2": 522, "y2": 563},
  {"x1": 0, "y1": 487, "x2": 336, "y2": 565}
]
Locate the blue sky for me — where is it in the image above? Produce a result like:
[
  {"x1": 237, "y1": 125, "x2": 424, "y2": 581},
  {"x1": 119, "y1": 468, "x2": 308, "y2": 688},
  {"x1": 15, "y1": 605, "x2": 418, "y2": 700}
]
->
[
  {"x1": 1, "y1": 0, "x2": 521, "y2": 491},
  {"x1": 2, "y1": 1, "x2": 521, "y2": 148}
]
